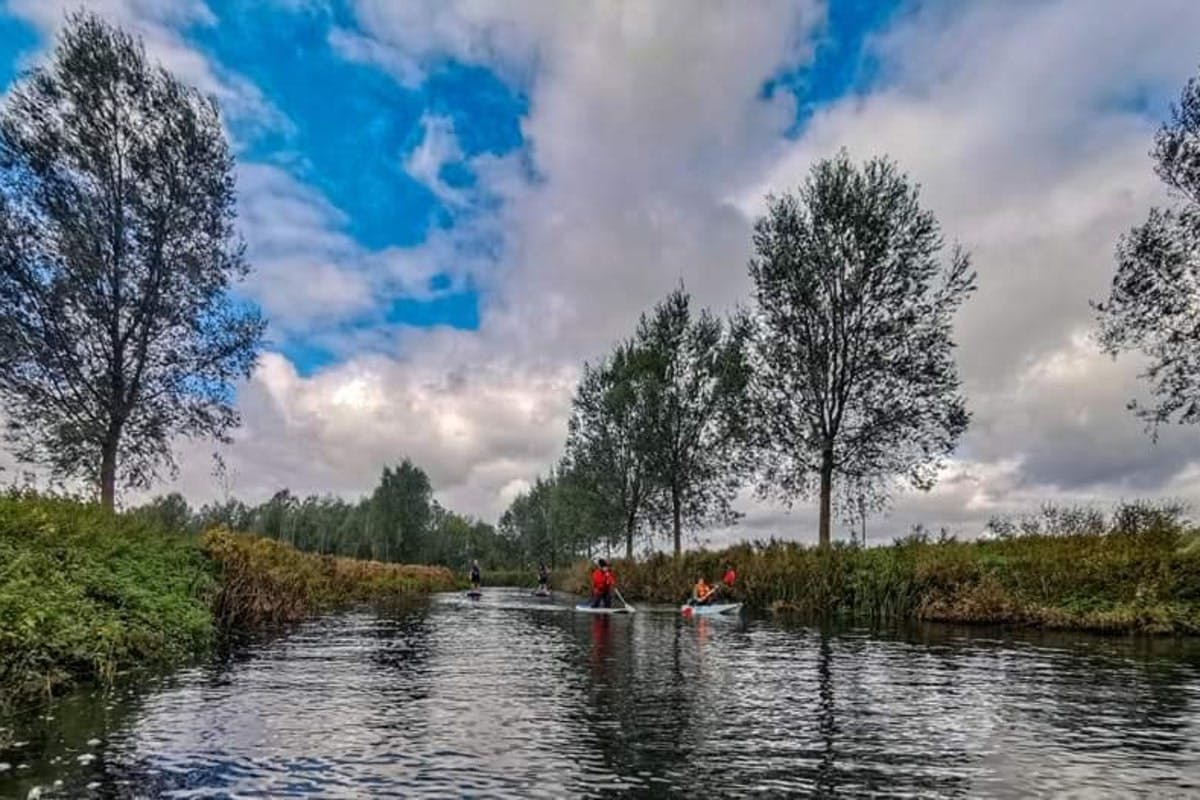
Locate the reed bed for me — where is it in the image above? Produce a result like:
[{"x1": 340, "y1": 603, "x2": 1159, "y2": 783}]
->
[
  {"x1": 202, "y1": 528, "x2": 457, "y2": 628},
  {"x1": 560, "y1": 511, "x2": 1200, "y2": 634}
]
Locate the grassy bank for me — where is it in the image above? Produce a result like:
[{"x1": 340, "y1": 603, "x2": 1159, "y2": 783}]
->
[
  {"x1": 0, "y1": 494, "x2": 216, "y2": 707},
  {"x1": 202, "y1": 528, "x2": 456, "y2": 627},
  {"x1": 562, "y1": 510, "x2": 1200, "y2": 634},
  {"x1": 0, "y1": 494, "x2": 456, "y2": 710}
]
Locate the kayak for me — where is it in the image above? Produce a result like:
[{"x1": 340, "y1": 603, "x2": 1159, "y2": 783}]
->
[
  {"x1": 681, "y1": 603, "x2": 742, "y2": 617},
  {"x1": 574, "y1": 603, "x2": 634, "y2": 615}
]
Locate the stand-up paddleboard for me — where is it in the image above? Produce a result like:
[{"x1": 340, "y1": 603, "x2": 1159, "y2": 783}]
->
[
  {"x1": 532, "y1": 589, "x2": 551, "y2": 598},
  {"x1": 574, "y1": 603, "x2": 634, "y2": 615},
  {"x1": 466, "y1": 590, "x2": 482, "y2": 599},
  {"x1": 681, "y1": 603, "x2": 742, "y2": 618}
]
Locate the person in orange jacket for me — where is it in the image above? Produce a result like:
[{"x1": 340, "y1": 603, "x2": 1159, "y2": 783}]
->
[
  {"x1": 590, "y1": 558, "x2": 615, "y2": 608},
  {"x1": 691, "y1": 575, "x2": 715, "y2": 606}
]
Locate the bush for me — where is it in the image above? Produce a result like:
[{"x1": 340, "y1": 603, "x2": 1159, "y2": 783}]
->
[{"x1": 0, "y1": 492, "x2": 216, "y2": 707}]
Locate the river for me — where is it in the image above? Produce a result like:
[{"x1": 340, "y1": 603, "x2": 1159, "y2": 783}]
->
[{"x1": 3, "y1": 587, "x2": 1200, "y2": 798}]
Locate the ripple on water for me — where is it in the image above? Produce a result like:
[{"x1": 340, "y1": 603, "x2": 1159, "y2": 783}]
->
[{"x1": 3, "y1": 590, "x2": 1200, "y2": 798}]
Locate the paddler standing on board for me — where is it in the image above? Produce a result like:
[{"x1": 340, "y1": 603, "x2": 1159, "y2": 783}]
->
[
  {"x1": 537, "y1": 562, "x2": 550, "y2": 593},
  {"x1": 469, "y1": 559, "x2": 482, "y2": 591},
  {"x1": 589, "y1": 558, "x2": 616, "y2": 608}
]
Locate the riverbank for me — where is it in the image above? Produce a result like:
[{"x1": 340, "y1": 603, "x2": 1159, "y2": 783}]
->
[
  {"x1": 563, "y1": 511, "x2": 1200, "y2": 634},
  {"x1": 0, "y1": 494, "x2": 455, "y2": 711}
]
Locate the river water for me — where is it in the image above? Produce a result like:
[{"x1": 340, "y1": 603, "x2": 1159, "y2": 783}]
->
[{"x1": 3, "y1": 587, "x2": 1200, "y2": 798}]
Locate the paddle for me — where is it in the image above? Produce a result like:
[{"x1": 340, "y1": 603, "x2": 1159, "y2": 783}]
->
[{"x1": 612, "y1": 585, "x2": 635, "y2": 613}]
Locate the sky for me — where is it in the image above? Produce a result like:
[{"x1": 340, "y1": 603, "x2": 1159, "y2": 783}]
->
[{"x1": 2, "y1": 0, "x2": 1200, "y2": 546}]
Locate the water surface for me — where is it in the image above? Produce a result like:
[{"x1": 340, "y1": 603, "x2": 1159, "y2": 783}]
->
[{"x1": 3, "y1": 588, "x2": 1199, "y2": 797}]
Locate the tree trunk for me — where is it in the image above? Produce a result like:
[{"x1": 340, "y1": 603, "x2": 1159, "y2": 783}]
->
[
  {"x1": 672, "y1": 485, "x2": 682, "y2": 557},
  {"x1": 625, "y1": 513, "x2": 635, "y2": 560},
  {"x1": 818, "y1": 444, "x2": 833, "y2": 548},
  {"x1": 99, "y1": 432, "x2": 119, "y2": 511}
]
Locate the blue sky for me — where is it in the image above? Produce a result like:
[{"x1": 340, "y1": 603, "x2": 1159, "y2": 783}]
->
[
  {"x1": 0, "y1": 0, "x2": 898, "y2": 376},
  {"x1": 2, "y1": 1, "x2": 1198, "y2": 538}
]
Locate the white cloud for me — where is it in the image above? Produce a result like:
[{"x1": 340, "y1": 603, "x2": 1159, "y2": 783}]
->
[
  {"x1": 404, "y1": 113, "x2": 467, "y2": 205},
  {"x1": 32, "y1": 0, "x2": 1200, "y2": 540}
]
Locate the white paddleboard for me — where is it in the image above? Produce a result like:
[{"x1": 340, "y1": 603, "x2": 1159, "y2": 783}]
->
[
  {"x1": 681, "y1": 603, "x2": 742, "y2": 617},
  {"x1": 574, "y1": 603, "x2": 635, "y2": 615}
]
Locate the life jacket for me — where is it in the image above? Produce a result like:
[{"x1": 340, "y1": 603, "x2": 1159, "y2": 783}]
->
[
  {"x1": 695, "y1": 579, "x2": 711, "y2": 598},
  {"x1": 603, "y1": 568, "x2": 616, "y2": 590},
  {"x1": 591, "y1": 568, "x2": 606, "y2": 593},
  {"x1": 722, "y1": 568, "x2": 736, "y2": 587}
]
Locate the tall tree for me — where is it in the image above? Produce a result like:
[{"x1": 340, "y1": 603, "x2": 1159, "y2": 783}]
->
[
  {"x1": 748, "y1": 152, "x2": 975, "y2": 547},
  {"x1": 1095, "y1": 70, "x2": 1200, "y2": 433},
  {"x1": 369, "y1": 460, "x2": 433, "y2": 562},
  {"x1": 0, "y1": 14, "x2": 264, "y2": 509},
  {"x1": 637, "y1": 286, "x2": 751, "y2": 555},
  {"x1": 566, "y1": 345, "x2": 653, "y2": 559}
]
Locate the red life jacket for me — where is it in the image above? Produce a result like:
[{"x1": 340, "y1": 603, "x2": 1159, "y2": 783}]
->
[
  {"x1": 723, "y1": 568, "x2": 736, "y2": 587},
  {"x1": 591, "y1": 568, "x2": 606, "y2": 593},
  {"x1": 603, "y1": 569, "x2": 616, "y2": 590}
]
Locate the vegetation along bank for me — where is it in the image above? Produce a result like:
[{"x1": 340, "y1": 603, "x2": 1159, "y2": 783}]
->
[
  {"x1": 561, "y1": 503, "x2": 1200, "y2": 636},
  {"x1": 0, "y1": 494, "x2": 455, "y2": 711}
]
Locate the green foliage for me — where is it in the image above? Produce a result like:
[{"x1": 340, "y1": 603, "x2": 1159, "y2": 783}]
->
[
  {"x1": 566, "y1": 342, "x2": 655, "y2": 558},
  {"x1": 131, "y1": 460, "x2": 517, "y2": 570},
  {"x1": 636, "y1": 286, "x2": 752, "y2": 555},
  {"x1": 747, "y1": 151, "x2": 976, "y2": 546},
  {"x1": 1095, "y1": 67, "x2": 1200, "y2": 431},
  {"x1": 498, "y1": 466, "x2": 608, "y2": 569},
  {"x1": 0, "y1": 492, "x2": 216, "y2": 708},
  {"x1": 0, "y1": 492, "x2": 462, "y2": 709},
  {"x1": 0, "y1": 13, "x2": 264, "y2": 508},
  {"x1": 560, "y1": 502, "x2": 1200, "y2": 634}
]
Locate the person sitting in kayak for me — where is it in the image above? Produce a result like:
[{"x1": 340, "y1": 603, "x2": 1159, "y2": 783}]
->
[
  {"x1": 691, "y1": 575, "x2": 715, "y2": 606},
  {"x1": 720, "y1": 562, "x2": 737, "y2": 599},
  {"x1": 590, "y1": 559, "x2": 615, "y2": 608},
  {"x1": 469, "y1": 559, "x2": 481, "y2": 590},
  {"x1": 537, "y1": 562, "x2": 550, "y2": 592}
]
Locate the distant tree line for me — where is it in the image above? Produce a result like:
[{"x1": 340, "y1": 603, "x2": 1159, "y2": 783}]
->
[{"x1": 131, "y1": 459, "x2": 517, "y2": 570}]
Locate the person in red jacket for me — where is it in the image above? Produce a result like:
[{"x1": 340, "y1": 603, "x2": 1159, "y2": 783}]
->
[
  {"x1": 722, "y1": 563, "x2": 736, "y2": 589},
  {"x1": 590, "y1": 558, "x2": 615, "y2": 608},
  {"x1": 719, "y1": 562, "x2": 737, "y2": 600}
]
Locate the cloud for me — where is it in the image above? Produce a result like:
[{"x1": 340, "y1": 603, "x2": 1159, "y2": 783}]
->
[
  {"x1": 39, "y1": 0, "x2": 1200, "y2": 539},
  {"x1": 5, "y1": 0, "x2": 289, "y2": 142},
  {"x1": 166, "y1": 348, "x2": 578, "y2": 519},
  {"x1": 404, "y1": 113, "x2": 467, "y2": 206}
]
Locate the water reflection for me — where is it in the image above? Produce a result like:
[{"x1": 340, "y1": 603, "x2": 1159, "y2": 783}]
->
[{"x1": 3, "y1": 591, "x2": 1200, "y2": 798}]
